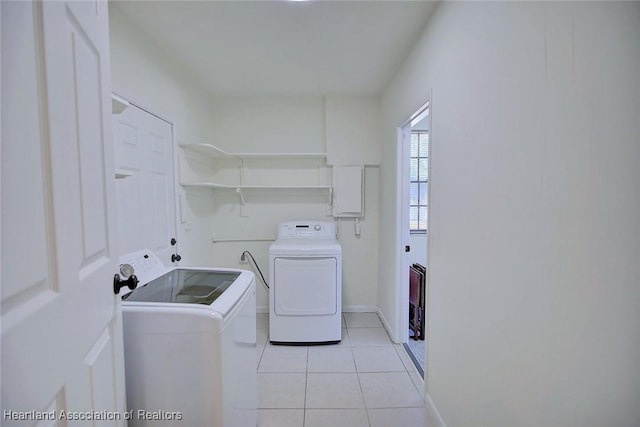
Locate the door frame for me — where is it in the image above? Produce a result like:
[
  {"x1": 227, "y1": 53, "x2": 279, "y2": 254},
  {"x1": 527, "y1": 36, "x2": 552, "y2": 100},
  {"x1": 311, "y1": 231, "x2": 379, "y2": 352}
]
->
[{"x1": 395, "y1": 95, "x2": 431, "y2": 367}]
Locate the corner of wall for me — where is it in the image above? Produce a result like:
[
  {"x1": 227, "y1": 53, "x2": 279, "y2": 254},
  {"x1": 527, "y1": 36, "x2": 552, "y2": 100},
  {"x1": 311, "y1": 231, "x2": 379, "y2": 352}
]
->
[{"x1": 425, "y1": 394, "x2": 447, "y2": 427}]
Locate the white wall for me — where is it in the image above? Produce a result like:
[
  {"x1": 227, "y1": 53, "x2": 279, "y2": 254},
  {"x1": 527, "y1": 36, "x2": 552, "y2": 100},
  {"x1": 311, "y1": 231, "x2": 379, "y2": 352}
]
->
[
  {"x1": 381, "y1": 2, "x2": 640, "y2": 426},
  {"x1": 325, "y1": 95, "x2": 382, "y2": 165}
]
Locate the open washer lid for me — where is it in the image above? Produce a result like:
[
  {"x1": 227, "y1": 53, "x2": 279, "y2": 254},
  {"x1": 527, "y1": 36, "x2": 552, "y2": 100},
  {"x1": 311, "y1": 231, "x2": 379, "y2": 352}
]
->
[
  {"x1": 122, "y1": 269, "x2": 240, "y2": 305},
  {"x1": 118, "y1": 249, "x2": 255, "y2": 317}
]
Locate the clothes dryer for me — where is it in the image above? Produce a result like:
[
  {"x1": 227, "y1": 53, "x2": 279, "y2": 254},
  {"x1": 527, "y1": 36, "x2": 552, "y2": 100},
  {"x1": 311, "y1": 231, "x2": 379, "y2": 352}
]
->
[{"x1": 269, "y1": 221, "x2": 342, "y2": 344}]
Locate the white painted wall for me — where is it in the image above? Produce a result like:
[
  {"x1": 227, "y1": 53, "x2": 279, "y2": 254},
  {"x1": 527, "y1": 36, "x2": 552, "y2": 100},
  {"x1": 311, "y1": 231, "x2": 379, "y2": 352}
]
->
[
  {"x1": 381, "y1": 2, "x2": 640, "y2": 425},
  {"x1": 325, "y1": 95, "x2": 382, "y2": 165},
  {"x1": 209, "y1": 96, "x2": 326, "y2": 153}
]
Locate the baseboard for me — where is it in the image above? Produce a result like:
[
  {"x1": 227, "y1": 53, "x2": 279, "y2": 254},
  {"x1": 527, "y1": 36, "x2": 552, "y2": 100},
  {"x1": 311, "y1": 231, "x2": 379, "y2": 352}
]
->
[
  {"x1": 376, "y1": 307, "x2": 399, "y2": 343},
  {"x1": 425, "y1": 393, "x2": 447, "y2": 427},
  {"x1": 257, "y1": 305, "x2": 379, "y2": 314},
  {"x1": 342, "y1": 305, "x2": 378, "y2": 313}
]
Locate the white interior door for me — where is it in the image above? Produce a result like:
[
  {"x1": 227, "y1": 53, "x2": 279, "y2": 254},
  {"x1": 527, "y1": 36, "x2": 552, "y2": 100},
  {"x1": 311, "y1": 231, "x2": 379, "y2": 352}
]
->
[
  {"x1": 113, "y1": 104, "x2": 177, "y2": 265},
  {"x1": 1, "y1": 1, "x2": 125, "y2": 424}
]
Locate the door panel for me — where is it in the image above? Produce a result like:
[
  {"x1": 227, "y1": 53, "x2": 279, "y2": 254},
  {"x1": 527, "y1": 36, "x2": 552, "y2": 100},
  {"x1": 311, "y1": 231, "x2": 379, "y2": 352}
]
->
[
  {"x1": 84, "y1": 328, "x2": 118, "y2": 415},
  {"x1": 150, "y1": 171, "x2": 169, "y2": 254},
  {"x1": 1, "y1": 1, "x2": 56, "y2": 306},
  {"x1": 114, "y1": 104, "x2": 176, "y2": 265},
  {"x1": 73, "y1": 14, "x2": 109, "y2": 261},
  {"x1": 1, "y1": 1, "x2": 124, "y2": 424},
  {"x1": 115, "y1": 119, "x2": 143, "y2": 171},
  {"x1": 116, "y1": 173, "x2": 144, "y2": 256}
]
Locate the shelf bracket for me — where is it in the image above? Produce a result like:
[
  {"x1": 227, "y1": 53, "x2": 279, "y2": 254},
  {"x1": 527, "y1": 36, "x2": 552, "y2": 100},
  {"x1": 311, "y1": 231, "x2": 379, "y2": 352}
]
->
[
  {"x1": 236, "y1": 187, "x2": 246, "y2": 204},
  {"x1": 325, "y1": 187, "x2": 334, "y2": 216},
  {"x1": 111, "y1": 93, "x2": 129, "y2": 114},
  {"x1": 236, "y1": 187, "x2": 248, "y2": 217}
]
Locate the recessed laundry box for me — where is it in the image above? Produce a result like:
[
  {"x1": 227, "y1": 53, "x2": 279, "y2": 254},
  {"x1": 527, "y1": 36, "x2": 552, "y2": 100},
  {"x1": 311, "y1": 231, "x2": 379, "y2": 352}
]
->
[{"x1": 269, "y1": 221, "x2": 342, "y2": 344}]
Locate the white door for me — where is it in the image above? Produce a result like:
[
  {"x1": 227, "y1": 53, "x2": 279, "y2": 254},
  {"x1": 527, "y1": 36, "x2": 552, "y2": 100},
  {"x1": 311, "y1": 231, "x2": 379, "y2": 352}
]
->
[
  {"x1": 1, "y1": 1, "x2": 125, "y2": 424},
  {"x1": 113, "y1": 104, "x2": 177, "y2": 265}
]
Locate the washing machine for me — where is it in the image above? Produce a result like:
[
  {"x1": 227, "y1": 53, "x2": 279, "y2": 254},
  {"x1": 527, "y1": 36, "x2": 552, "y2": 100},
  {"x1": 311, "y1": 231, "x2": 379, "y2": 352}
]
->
[
  {"x1": 118, "y1": 249, "x2": 256, "y2": 427},
  {"x1": 269, "y1": 221, "x2": 342, "y2": 344}
]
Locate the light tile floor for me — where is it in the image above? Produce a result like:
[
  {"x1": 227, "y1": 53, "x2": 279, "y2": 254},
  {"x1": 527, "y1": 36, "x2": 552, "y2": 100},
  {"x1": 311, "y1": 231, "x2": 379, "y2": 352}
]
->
[{"x1": 256, "y1": 312, "x2": 439, "y2": 427}]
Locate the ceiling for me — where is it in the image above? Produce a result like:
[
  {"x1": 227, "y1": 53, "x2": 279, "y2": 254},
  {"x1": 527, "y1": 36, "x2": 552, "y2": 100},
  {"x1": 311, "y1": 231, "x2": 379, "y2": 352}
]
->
[{"x1": 111, "y1": 0, "x2": 437, "y2": 97}]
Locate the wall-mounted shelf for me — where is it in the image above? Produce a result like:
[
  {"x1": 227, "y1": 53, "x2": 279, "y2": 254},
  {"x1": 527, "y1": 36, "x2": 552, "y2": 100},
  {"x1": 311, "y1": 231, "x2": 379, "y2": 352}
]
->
[
  {"x1": 111, "y1": 93, "x2": 129, "y2": 114},
  {"x1": 179, "y1": 142, "x2": 332, "y2": 216},
  {"x1": 115, "y1": 169, "x2": 134, "y2": 179},
  {"x1": 179, "y1": 143, "x2": 327, "y2": 160},
  {"x1": 179, "y1": 182, "x2": 332, "y2": 190}
]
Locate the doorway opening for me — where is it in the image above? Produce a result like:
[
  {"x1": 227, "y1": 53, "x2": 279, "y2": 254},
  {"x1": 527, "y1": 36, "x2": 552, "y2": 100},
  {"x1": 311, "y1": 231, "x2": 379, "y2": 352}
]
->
[{"x1": 398, "y1": 101, "x2": 430, "y2": 377}]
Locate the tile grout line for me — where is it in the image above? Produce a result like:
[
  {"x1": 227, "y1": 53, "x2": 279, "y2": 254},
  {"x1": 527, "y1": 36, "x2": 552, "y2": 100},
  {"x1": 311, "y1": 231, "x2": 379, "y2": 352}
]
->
[
  {"x1": 303, "y1": 346, "x2": 308, "y2": 427},
  {"x1": 348, "y1": 324, "x2": 374, "y2": 427}
]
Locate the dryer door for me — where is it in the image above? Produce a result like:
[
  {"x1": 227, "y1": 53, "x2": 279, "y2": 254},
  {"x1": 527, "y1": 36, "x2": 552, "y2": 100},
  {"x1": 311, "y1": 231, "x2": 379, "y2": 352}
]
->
[{"x1": 274, "y1": 257, "x2": 337, "y2": 315}]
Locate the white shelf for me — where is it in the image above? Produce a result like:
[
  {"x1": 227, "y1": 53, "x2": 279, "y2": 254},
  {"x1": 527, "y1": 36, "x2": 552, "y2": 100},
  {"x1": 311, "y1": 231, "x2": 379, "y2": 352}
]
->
[
  {"x1": 115, "y1": 169, "x2": 134, "y2": 179},
  {"x1": 180, "y1": 182, "x2": 333, "y2": 214},
  {"x1": 180, "y1": 182, "x2": 331, "y2": 190},
  {"x1": 179, "y1": 143, "x2": 332, "y2": 216},
  {"x1": 179, "y1": 143, "x2": 327, "y2": 160},
  {"x1": 111, "y1": 93, "x2": 129, "y2": 114}
]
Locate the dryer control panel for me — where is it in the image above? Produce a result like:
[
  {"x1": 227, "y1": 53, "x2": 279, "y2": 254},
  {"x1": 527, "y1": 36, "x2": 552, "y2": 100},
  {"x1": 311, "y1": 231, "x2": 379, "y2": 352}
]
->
[{"x1": 277, "y1": 221, "x2": 335, "y2": 239}]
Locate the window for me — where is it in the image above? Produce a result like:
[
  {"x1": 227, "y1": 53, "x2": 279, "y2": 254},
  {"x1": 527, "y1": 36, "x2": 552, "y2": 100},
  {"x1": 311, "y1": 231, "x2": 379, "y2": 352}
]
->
[{"x1": 410, "y1": 131, "x2": 428, "y2": 232}]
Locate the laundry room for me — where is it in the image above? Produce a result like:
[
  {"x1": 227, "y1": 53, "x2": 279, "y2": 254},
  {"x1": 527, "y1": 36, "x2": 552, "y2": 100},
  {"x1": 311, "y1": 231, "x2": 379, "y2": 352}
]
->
[
  {"x1": 3, "y1": 1, "x2": 639, "y2": 427},
  {"x1": 105, "y1": 0, "x2": 449, "y2": 423},
  {"x1": 108, "y1": 2, "x2": 415, "y2": 425},
  {"x1": 103, "y1": 2, "x2": 640, "y2": 424}
]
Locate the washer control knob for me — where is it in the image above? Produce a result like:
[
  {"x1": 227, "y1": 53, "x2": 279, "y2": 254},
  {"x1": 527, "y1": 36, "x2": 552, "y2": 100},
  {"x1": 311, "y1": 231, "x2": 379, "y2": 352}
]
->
[
  {"x1": 314, "y1": 224, "x2": 321, "y2": 231},
  {"x1": 120, "y1": 263, "x2": 135, "y2": 278}
]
